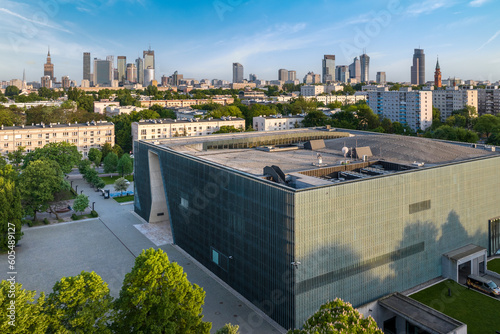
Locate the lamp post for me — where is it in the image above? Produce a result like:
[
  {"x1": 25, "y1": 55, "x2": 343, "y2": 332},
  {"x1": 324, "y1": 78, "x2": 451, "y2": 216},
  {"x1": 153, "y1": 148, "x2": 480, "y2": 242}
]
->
[
  {"x1": 80, "y1": 190, "x2": 83, "y2": 194},
  {"x1": 75, "y1": 185, "x2": 78, "y2": 194},
  {"x1": 70, "y1": 180, "x2": 73, "y2": 189},
  {"x1": 92, "y1": 202, "x2": 95, "y2": 211}
]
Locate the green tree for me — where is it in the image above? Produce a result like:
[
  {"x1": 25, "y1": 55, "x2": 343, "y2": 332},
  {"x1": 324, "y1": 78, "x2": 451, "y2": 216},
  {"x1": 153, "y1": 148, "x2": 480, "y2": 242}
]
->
[
  {"x1": 84, "y1": 168, "x2": 99, "y2": 186},
  {"x1": 23, "y1": 142, "x2": 82, "y2": 174},
  {"x1": 100, "y1": 142, "x2": 114, "y2": 160},
  {"x1": 78, "y1": 158, "x2": 92, "y2": 175},
  {"x1": 114, "y1": 177, "x2": 129, "y2": 196},
  {"x1": 45, "y1": 271, "x2": 113, "y2": 334},
  {"x1": 216, "y1": 323, "x2": 240, "y2": 334},
  {"x1": 0, "y1": 176, "x2": 23, "y2": 250},
  {"x1": 352, "y1": 104, "x2": 380, "y2": 130},
  {"x1": 0, "y1": 281, "x2": 48, "y2": 333},
  {"x1": 113, "y1": 248, "x2": 211, "y2": 334},
  {"x1": 19, "y1": 159, "x2": 66, "y2": 221},
  {"x1": 38, "y1": 87, "x2": 53, "y2": 99},
  {"x1": 303, "y1": 110, "x2": 328, "y2": 127},
  {"x1": 94, "y1": 177, "x2": 106, "y2": 190},
  {"x1": 88, "y1": 148, "x2": 102, "y2": 166},
  {"x1": 212, "y1": 125, "x2": 244, "y2": 134},
  {"x1": 473, "y1": 114, "x2": 500, "y2": 139},
  {"x1": 7, "y1": 146, "x2": 25, "y2": 171},
  {"x1": 72, "y1": 194, "x2": 89, "y2": 215},
  {"x1": 289, "y1": 298, "x2": 383, "y2": 334},
  {"x1": 103, "y1": 152, "x2": 118, "y2": 173},
  {"x1": 4, "y1": 85, "x2": 20, "y2": 97},
  {"x1": 380, "y1": 118, "x2": 393, "y2": 133},
  {"x1": 117, "y1": 154, "x2": 133, "y2": 176}
]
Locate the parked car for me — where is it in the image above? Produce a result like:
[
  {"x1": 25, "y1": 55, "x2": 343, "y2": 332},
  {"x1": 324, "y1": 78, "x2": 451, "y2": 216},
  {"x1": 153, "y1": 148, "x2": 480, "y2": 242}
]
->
[{"x1": 467, "y1": 275, "x2": 500, "y2": 297}]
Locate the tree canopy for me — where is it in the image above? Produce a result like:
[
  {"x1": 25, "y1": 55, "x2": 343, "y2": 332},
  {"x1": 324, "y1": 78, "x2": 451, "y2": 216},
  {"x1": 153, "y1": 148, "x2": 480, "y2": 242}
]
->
[
  {"x1": 0, "y1": 176, "x2": 23, "y2": 250},
  {"x1": 23, "y1": 142, "x2": 82, "y2": 174},
  {"x1": 113, "y1": 248, "x2": 211, "y2": 334}
]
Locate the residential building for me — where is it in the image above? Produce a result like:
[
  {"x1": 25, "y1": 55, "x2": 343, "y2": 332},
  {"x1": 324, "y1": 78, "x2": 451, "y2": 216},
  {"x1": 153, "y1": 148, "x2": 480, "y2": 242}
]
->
[
  {"x1": 367, "y1": 87, "x2": 432, "y2": 131},
  {"x1": 360, "y1": 53, "x2": 370, "y2": 82},
  {"x1": 139, "y1": 97, "x2": 234, "y2": 109},
  {"x1": 0, "y1": 121, "x2": 114, "y2": 157},
  {"x1": 411, "y1": 48, "x2": 425, "y2": 85},
  {"x1": 44, "y1": 47, "x2": 54, "y2": 80},
  {"x1": 61, "y1": 76, "x2": 71, "y2": 89},
  {"x1": 131, "y1": 117, "x2": 245, "y2": 145},
  {"x1": 117, "y1": 56, "x2": 126, "y2": 83},
  {"x1": 301, "y1": 85, "x2": 324, "y2": 96},
  {"x1": 434, "y1": 58, "x2": 442, "y2": 88},
  {"x1": 230, "y1": 82, "x2": 256, "y2": 90},
  {"x1": 335, "y1": 66, "x2": 350, "y2": 83},
  {"x1": 278, "y1": 69, "x2": 288, "y2": 81},
  {"x1": 93, "y1": 58, "x2": 113, "y2": 87},
  {"x1": 238, "y1": 90, "x2": 266, "y2": 100},
  {"x1": 349, "y1": 57, "x2": 361, "y2": 81},
  {"x1": 303, "y1": 72, "x2": 321, "y2": 84},
  {"x1": 322, "y1": 55, "x2": 335, "y2": 83},
  {"x1": 433, "y1": 86, "x2": 477, "y2": 121},
  {"x1": 253, "y1": 114, "x2": 304, "y2": 131},
  {"x1": 106, "y1": 105, "x2": 145, "y2": 116},
  {"x1": 41, "y1": 75, "x2": 52, "y2": 89},
  {"x1": 288, "y1": 70, "x2": 297, "y2": 81},
  {"x1": 376, "y1": 72, "x2": 386, "y2": 85},
  {"x1": 83, "y1": 52, "x2": 91, "y2": 83},
  {"x1": 94, "y1": 100, "x2": 120, "y2": 114},
  {"x1": 233, "y1": 63, "x2": 244, "y2": 83},
  {"x1": 134, "y1": 129, "x2": 500, "y2": 329},
  {"x1": 478, "y1": 86, "x2": 500, "y2": 116}
]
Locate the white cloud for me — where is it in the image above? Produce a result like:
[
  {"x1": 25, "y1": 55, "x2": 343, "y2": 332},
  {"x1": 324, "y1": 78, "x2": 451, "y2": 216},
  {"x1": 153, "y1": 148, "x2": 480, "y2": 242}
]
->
[
  {"x1": 406, "y1": 0, "x2": 456, "y2": 16},
  {"x1": 0, "y1": 8, "x2": 72, "y2": 34},
  {"x1": 469, "y1": 0, "x2": 491, "y2": 7}
]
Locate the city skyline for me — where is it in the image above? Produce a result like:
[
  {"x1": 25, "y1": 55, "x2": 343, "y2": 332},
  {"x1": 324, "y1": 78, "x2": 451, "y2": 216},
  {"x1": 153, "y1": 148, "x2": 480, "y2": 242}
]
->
[{"x1": 1, "y1": 0, "x2": 499, "y2": 83}]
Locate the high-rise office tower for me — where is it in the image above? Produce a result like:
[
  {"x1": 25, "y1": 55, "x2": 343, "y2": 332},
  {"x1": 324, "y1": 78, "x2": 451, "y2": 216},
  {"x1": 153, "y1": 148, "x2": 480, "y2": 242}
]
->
[
  {"x1": 233, "y1": 63, "x2": 244, "y2": 83},
  {"x1": 44, "y1": 47, "x2": 54, "y2": 80},
  {"x1": 126, "y1": 63, "x2": 137, "y2": 83},
  {"x1": 143, "y1": 48, "x2": 155, "y2": 82},
  {"x1": 434, "y1": 58, "x2": 442, "y2": 88},
  {"x1": 136, "y1": 57, "x2": 144, "y2": 85},
  {"x1": 249, "y1": 73, "x2": 257, "y2": 82},
  {"x1": 93, "y1": 58, "x2": 113, "y2": 87},
  {"x1": 335, "y1": 66, "x2": 350, "y2": 83},
  {"x1": 349, "y1": 57, "x2": 361, "y2": 81},
  {"x1": 144, "y1": 67, "x2": 155, "y2": 87},
  {"x1": 117, "y1": 56, "x2": 126, "y2": 83},
  {"x1": 83, "y1": 52, "x2": 91, "y2": 82},
  {"x1": 106, "y1": 55, "x2": 114, "y2": 67},
  {"x1": 278, "y1": 69, "x2": 288, "y2": 81},
  {"x1": 360, "y1": 53, "x2": 370, "y2": 82},
  {"x1": 376, "y1": 72, "x2": 386, "y2": 85},
  {"x1": 288, "y1": 70, "x2": 297, "y2": 81},
  {"x1": 411, "y1": 48, "x2": 425, "y2": 85},
  {"x1": 322, "y1": 55, "x2": 335, "y2": 83}
]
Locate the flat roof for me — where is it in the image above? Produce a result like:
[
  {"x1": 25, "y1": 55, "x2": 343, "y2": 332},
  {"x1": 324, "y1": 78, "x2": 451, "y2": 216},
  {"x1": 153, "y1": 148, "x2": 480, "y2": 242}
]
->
[
  {"x1": 0, "y1": 121, "x2": 114, "y2": 130},
  {"x1": 380, "y1": 293, "x2": 465, "y2": 334},
  {"x1": 135, "y1": 117, "x2": 244, "y2": 125},
  {"x1": 140, "y1": 128, "x2": 499, "y2": 188},
  {"x1": 443, "y1": 244, "x2": 486, "y2": 261}
]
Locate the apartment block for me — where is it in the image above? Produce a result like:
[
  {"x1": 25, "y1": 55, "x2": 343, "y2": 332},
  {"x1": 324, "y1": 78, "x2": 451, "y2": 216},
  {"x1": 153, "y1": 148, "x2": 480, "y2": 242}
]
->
[
  {"x1": 432, "y1": 86, "x2": 478, "y2": 121},
  {"x1": 301, "y1": 85, "x2": 324, "y2": 96},
  {"x1": 140, "y1": 98, "x2": 234, "y2": 109},
  {"x1": 367, "y1": 87, "x2": 432, "y2": 131},
  {"x1": 0, "y1": 121, "x2": 115, "y2": 157},
  {"x1": 478, "y1": 86, "x2": 500, "y2": 116},
  {"x1": 253, "y1": 115, "x2": 304, "y2": 131}
]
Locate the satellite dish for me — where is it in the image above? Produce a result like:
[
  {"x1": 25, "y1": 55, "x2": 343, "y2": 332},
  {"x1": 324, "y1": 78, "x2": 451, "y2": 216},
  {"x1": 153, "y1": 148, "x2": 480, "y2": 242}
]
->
[{"x1": 342, "y1": 146, "x2": 349, "y2": 158}]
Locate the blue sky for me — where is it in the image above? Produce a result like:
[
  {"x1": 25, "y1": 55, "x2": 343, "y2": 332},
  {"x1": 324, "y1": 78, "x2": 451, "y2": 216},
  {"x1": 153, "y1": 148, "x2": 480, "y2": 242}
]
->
[{"x1": 1, "y1": 0, "x2": 499, "y2": 83}]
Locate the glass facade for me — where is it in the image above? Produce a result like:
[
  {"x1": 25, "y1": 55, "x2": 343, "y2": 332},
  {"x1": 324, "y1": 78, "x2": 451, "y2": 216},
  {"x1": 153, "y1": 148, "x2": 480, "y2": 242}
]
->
[{"x1": 135, "y1": 138, "x2": 500, "y2": 329}]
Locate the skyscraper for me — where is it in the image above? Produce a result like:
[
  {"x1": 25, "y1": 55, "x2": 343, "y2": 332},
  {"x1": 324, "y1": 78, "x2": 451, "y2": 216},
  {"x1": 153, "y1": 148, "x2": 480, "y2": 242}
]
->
[
  {"x1": 83, "y1": 52, "x2": 91, "y2": 82},
  {"x1": 278, "y1": 69, "x2": 288, "y2": 81},
  {"x1": 434, "y1": 57, "x2": 442, "y2": 88},
  {"x1": 288, "y1": 70, "x2": 297, "y2": 81},
  {"x1": 322, "y1": 55, "x2": 335, "y2": 83},
  {"x1": 360, "y1": 53, "x2": 370, "y2": 82},
  {"x1": 411, "y1": 48, "x2": 425, "y2": 85},
  {"x1": 126, "y1": 63, "x2": 137, "y2": 83},
  {"x1": 249, "y1": 73, "x2": 257, "y2": 82},
  {"x1": 376, "y1": 72, "x2": 386, "y2": 85},
  {"x1": 93, "y1": 58, "x2": 113, "y2": 87},
  {"x1": 335, "y1": 66, "x2": 350, "y2": 83},
  {"x1": 136, "y1": 57, "x2": 144, "y2": 85},
  {"x1": 117, "y1": 56, "x2": 126, "y2": 83},
  {"x1": 44, "y1": 47, "x2": 54, "y2": 80},
  {"x1": 349, "y1": 57, "x2": 361, "y2": 81},
  {"x1": 233, "y1": 63, "x2": 244, "y2": 83},
  {"x1": 143, "y1": 48, "x2": 155, "y2": 82}
]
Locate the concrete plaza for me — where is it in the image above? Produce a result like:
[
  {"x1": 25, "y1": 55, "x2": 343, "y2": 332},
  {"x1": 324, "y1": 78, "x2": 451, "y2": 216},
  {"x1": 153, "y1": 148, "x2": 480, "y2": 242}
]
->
[{"x1": 0, "y1": 174, "x2": 285, "y2": 333}]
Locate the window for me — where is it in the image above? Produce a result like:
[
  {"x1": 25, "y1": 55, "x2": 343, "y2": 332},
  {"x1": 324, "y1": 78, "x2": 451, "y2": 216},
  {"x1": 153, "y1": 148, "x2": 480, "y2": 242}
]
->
[
  {"x1": 84, "y1": 138, "x2": 87, "y2": 142},
  {"x1": 73, "y1": 132, "x2": 78, "y2": 136},
  {"x1": 26, "y1": 134, "x2": 31, "y2": 138},
  {"x1": 63, "y1": 132, "x2": 69, "y2": 136},
  {"x1": 141, "y1": 129, "x2": 147, "y2": 135},
  {"x1": 26, "y1": 142, "x2": 31, "y2": 146},
  {"x1": 3, "y1": 143, "x2": 8, "y2": 148},
  {"x1": 38, "y1": 141, "x2": 42, "y2": 145},
  {"x1": 90, "y1": 131, "x2": 94, "y2": 136},
  {"x1": 15, "y1": 134, "x2": 21, "y2": 139},
  {"x1": 490, "y1": 218, "x2": 500, "y2": 256},
  {"x1": 16, "y1": 142, "x2": 21, "y2": 146},
  {"x1": 210, "y1": 247, "x2": 228, "y2": 271},
  {"x1": 3, "y1": 135, "x2": 8, "y2": 140},
  {"x1": 180, "y1": 194, "x2": 189, "y2": 209},
  {"x1": 53, "y1": 133, "x2": 57, "y2": 137},
  {"x1": 151, "y1": 129, "x2": 155, "y2": 133}
]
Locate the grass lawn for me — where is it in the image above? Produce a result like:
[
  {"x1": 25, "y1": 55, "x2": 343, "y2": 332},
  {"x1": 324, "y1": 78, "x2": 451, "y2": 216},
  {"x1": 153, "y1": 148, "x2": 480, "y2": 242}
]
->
[
  {"x1": 411, "y1": 280, "x2": 500, "y2": 334},
  {"x1": 113, "y1": 195, "x2": 134, "y2": 203},
  {"x1": 488, "y1": 258, "x2": 500, "y2": 274},
  {"x1": 71, "y1": 214, "x2": 94, "y2": 220},
  {"x1": 100, "y1": 174, "x2": 134, "y2": 185}
]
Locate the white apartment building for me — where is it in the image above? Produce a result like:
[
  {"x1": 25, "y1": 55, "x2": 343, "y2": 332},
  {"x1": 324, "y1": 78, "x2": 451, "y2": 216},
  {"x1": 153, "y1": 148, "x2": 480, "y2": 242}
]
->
[
  {"x1": 312, "y1": 93, "x2": 367, "y2": 105},
  {"x1": 94, "y1": 101, "x2": 120, "y2": 114},
  {"x1": 432, "y1": 86, "x2": 478, "y2": 121},
  {"x1": 301, "y1": 85, "x2": 325, "y2": 97},
  {"x1": 253, "y1": 114, "x2": 304, "y2": 131},
  {"x1": 0, "y1": 121, "x2": 115, "y2": 157},
  {"x1": 478, "y1": 86, "x2": 500, "y2": 116},
  {"x1": 367, "y1": 87, "x2": 432, "y2": 131},
  {"x1": 131, "y1": 117, "x2": 245, "y2": 150},
  {"x1": 140, "y1": 97, "x2": 234, "y2": 109}
]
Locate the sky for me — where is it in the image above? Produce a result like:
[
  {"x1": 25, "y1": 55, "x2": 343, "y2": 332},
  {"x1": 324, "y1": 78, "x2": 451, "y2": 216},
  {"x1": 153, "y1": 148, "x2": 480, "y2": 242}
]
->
[{"x1": 1, "y1": 0, "x2": 499, "y2": 84}]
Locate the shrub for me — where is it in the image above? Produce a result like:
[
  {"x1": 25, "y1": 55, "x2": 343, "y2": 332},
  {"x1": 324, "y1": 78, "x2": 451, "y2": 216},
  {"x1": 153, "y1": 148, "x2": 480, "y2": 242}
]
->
[
  {"x1": 71, "y1": 213, "x2": 78, "y2": 220},
  {"x1": 43, "y1": 218, "x2": 49, "y2": 225},
  {"x1": 91, "y1": 210, "x2": 98, "y2": 217},
  {"x1": 27, "y1": 220, "x2": 33, "y2": 227}
]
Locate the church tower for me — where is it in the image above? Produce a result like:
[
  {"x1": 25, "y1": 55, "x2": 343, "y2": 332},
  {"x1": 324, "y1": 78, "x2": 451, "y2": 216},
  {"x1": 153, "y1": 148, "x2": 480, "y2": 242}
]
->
[
  {"x1": 434, "y1": 57, "x2": 442, "y2": 88},
  {"x1": 44, "y1": 47, "x2": 54, "y2": 80}
]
